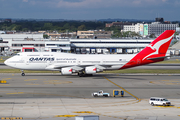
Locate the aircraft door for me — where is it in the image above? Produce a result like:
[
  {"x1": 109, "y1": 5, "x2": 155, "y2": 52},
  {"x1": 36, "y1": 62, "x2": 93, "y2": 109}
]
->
[
  {"x1": 26, "y1": 60, "x2": 29, "y2": 65},
  {"x1": 77, "y1": 59, "x2": 81, "y2": 65},
  {"x1": 102, "y1": 59, "x2": 105, "y2": 65}
]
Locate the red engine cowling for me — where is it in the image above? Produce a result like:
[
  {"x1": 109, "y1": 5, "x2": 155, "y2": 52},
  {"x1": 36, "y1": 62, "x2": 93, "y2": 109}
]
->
[
  {"x1": 85, "y1": 66, "x2": 97, "y2": 74},
  {"x1": 61, "y1": 68, "x2": 72, "y2": 75}
]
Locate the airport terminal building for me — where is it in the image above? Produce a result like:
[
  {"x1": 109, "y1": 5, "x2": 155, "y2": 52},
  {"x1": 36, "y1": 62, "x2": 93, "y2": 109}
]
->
[{"x1": 0, "y1": 33, "x2": 153, "y2": 55}]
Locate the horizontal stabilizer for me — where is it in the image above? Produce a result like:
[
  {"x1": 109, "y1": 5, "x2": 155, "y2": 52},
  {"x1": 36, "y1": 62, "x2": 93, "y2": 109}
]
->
[{"x1": 147, "y1": 56, "x2": 170, "y2": 60}]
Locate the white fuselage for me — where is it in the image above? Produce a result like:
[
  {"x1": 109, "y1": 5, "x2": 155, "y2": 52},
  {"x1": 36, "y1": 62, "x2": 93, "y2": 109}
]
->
[{"x1": 5, "y1": 52, "x2": 136, "y2": 71}]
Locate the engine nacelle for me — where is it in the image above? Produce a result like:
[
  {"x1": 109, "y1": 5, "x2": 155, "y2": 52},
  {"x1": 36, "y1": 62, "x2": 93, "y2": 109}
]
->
[
  {"x1": 85, "y1": 66, "x2": 97, "y2": 74},
  {"x1": 61, "y1": 68, "x2": 72, "y2": 75}
]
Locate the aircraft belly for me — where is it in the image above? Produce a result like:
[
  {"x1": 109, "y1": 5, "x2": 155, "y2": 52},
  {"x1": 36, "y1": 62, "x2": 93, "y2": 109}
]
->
[{"x1": 104, "y1": 65, "x2": 124, "y2": 70}]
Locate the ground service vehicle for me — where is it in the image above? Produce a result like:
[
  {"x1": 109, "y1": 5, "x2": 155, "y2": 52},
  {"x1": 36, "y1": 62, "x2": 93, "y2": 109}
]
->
[
  {"x1": 149, "y1": 97, "x2": 171, "y2": 106},
  {"x1": 92, "y1": 90, "x2": 110, "y2": 97}
]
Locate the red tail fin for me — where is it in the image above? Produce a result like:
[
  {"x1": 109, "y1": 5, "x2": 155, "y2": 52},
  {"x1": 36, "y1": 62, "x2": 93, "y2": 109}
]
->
[{"x1": 121, "y1": 30, "x2": 175, "y2": 69}]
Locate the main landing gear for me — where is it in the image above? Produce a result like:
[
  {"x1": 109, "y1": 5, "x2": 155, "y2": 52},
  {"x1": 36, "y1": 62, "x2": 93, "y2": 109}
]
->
[
  {"x1": 78, "y1": 72, "x2": 93, "y2": 77},
  {"x1": 78, "y1": 72, "x2": 85, "y2": 77},
  {"x1": 21, "y1": 70, "x2": 25, "y2": 76}
]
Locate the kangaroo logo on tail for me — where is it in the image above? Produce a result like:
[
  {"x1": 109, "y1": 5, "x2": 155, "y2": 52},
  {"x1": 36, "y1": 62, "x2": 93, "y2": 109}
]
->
[
  {"x1": 121, "y1": 30, "x2": 175, "y2": 69},
  {"x1": 142, "y1": 33, "x2": 174, "y2": 60}
]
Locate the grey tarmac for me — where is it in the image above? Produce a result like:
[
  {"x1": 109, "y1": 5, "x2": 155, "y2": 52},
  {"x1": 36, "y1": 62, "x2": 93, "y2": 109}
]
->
[{"x1": 0, "y1": 73, "x2": 180, "y2": 120}]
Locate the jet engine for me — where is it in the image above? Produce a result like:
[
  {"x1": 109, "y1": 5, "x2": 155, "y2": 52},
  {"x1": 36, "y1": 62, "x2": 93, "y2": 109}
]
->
[
  {"x1": 61, "y1": 68, "x2": 72, "y2": 75},
  {"x1": 85, "y1": 66, "x2": 97, "y2": 74}
]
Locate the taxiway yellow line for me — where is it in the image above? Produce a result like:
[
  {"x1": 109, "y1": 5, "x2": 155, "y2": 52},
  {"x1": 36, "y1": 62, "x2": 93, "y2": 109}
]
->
[
  {"x1": 103, "y1": 76, "x2": 140, "y2": 101},
  {"x1": 154, "y1": 106, "x2": 180, "y2": 109},
  {"x1": 1, "y1": 78, "x2": 11, "y2": 80}
]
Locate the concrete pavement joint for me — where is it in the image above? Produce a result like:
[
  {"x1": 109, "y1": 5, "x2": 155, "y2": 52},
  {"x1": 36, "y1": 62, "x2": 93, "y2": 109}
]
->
[{"x1": 5, "y1": 92, "x2": 81, "y2": 98}]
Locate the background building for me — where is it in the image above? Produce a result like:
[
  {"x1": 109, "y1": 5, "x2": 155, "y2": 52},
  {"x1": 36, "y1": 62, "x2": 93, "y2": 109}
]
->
[
  {"x1": 0, "y1": 33, "x2": 153, "y2": 55},
  {"x1": 106, "y1": 22, "x2": 132, "y2": 30},
  {"x1": 122, "y1": 23, "x2": 144, "y2": 36},
  {"x1": 122, "y1": 20, "x2": 178, "y2": 37},
  {"x1": 148, "y1": 22, "x2": 178, "y2": 36},
  {"x1": 77, "y1": 30, "x2": 112, "y2": 39}
]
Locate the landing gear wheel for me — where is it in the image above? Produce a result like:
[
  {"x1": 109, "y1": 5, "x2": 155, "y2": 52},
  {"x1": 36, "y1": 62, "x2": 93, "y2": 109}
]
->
[
  {"x1": 21, "y1": 70, "x2": 25, "y2": 76},
  {"x1": 151, "y1": 102, "x2": 154, "y2": 106},
  {"x1": 78, "y1": 72, "x2": 85, "y2": 77},
  {"x1": 93, "y1": 94, "x2": 98, "y2": 97},
  {"x1": 21, "y1": 73, "x2": 25, "y2": 76}
]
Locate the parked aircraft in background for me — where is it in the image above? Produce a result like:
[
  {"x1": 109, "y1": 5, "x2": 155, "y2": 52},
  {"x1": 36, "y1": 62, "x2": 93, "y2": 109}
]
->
[{"x1": 4, "y1": 30, "x2": 175, "y2": 77}]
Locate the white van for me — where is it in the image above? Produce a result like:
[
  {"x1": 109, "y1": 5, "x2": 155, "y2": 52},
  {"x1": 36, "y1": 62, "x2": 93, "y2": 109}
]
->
[{"x1": 149, "y1": 97, "x2": 171, "y2": 106}]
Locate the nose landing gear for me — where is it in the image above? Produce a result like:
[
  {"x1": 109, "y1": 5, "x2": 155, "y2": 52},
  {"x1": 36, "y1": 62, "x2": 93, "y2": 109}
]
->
[{"x1": 21, "y1": 70, "x2": 25, "y2": 76}]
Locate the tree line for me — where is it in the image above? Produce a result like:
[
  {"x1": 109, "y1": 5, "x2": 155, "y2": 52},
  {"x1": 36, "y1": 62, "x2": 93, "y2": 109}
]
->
[
  {"x1": 0, "y1": 21, "x2": 105, "y2": 32},
  {"x1": 0, "y1": 21, "x2": 143, "y2": 38}
]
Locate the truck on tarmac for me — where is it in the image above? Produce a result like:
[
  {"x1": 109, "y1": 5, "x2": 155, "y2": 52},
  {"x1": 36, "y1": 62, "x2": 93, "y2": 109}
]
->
[{"x1": 92, "y1": 90, "x2": 110, "y2": 97}]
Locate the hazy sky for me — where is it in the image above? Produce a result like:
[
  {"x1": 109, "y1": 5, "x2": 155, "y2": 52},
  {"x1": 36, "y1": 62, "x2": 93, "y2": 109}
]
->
[{"x1": 0, "y1": 0, "x2": 180, "y2": 21}]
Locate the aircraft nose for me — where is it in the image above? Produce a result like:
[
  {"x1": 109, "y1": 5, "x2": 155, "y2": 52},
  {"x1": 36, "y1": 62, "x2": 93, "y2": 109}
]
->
[
  {"x1": 4, "y1": 58, "x2": 11, "y2": 66},
  {"x1": 4, "y1": 59, "x2": 8, "y2": 65}
]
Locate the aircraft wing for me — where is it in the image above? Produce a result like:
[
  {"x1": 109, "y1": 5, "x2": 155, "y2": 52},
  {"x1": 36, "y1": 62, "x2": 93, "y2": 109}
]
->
[{"x1": 46, "y1": 64, "x2": 112, "y2": 71}]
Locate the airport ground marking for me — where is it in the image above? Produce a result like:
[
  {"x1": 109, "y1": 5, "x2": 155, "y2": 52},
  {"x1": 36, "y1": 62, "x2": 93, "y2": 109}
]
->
[
  {"x1": 26, "y1": 83, "x2": 39, "y2": 85},
  {"x1": 24, "y1": 79, "x2": 38, "y2": 81},
  {"x1": 0, "y1": 84, "x2": 10, "y2": 86},
  {"x1": 1, "y1": 78, "x2": 11, "y2": 81},
  {"x1": 150, "y1": 79, "x2": 180, "y2": 85},
  {"x1": 103, "y1": 76, "x2": 140, "y2": 102},
  {"x1": 1, "y1": 117, "x2": 23, "y2": 119},
  {"x1": 55, "y1": 115, "x2": 78, "y2": 117},
  {"x1": 43, "y1": 80, "x2": 72, "y2": 85},
  {"x1": 6, "y1": 92, "x2": 24, "y2": 95},
  {"x1": 73, "y1": 111, "x2": 95, "y2": 114},
  {"x1": 154, "y1": 106, "x2": 180, "y2": 108}
]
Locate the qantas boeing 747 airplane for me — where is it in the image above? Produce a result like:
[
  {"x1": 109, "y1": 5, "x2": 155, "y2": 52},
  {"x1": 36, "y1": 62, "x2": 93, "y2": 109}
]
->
[{"x1": 4, "y1": 30, "x2": 175, "y2": 77}]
